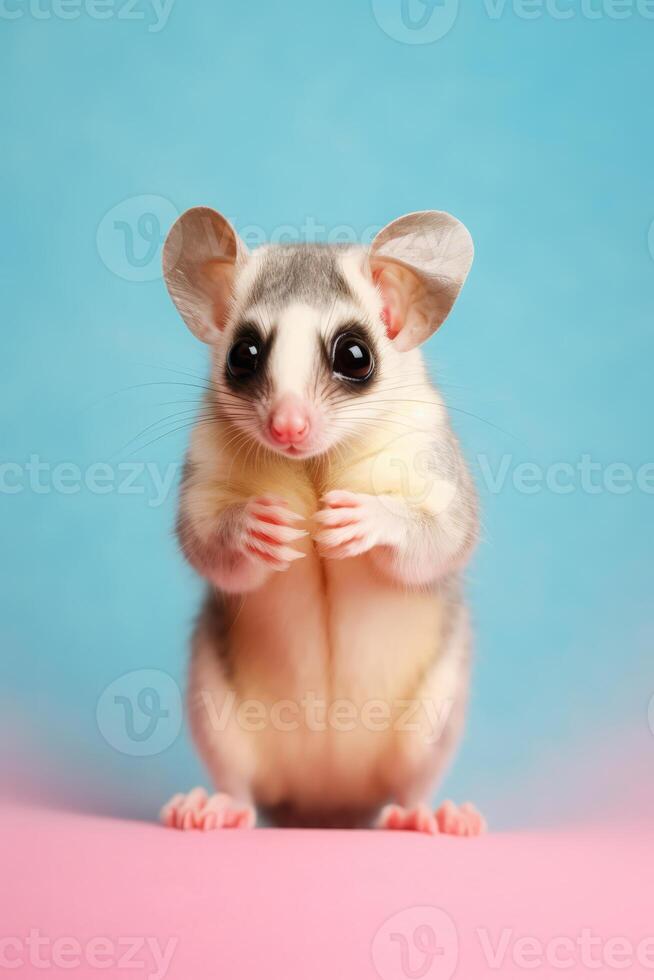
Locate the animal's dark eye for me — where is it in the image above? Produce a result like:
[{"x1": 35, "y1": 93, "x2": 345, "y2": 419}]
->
[
  {"x1": 227, "y1": 337, "x2": 260, "y2": 380},
  {"x1": 332, "y1": 334, "x2": 374, "y2": 382}
]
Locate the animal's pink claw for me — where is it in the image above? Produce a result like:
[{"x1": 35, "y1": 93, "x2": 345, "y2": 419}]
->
[
  {"x1": 377, "y1": 800, "x2": 486, "y2": 837},
  {"x1": 320, "y1": 490, "x2": 362, "y2": 509},
  {"x1": 242, "y1": 496, "x2": 307, "y2": 570},
  {"x1": 160, "y1": 788, "x2": 256, "y2": 831},
  {"x1": 314, "y1": 491, "x2": 402, "y2": 559}
]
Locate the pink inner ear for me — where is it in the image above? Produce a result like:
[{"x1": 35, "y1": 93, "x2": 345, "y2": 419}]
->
[
  {"x1": 201, "y1": 258, "x2": 235, "y2": 332},
  {"x1": 372, "y1": 268, "x2": 402, "y2": 341}
]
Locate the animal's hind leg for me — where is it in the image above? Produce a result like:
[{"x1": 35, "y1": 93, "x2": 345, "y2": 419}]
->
[
  {"x1": 160, "y1": 594, "x2": 257, "y2": 830},
  {"x1": 377, "y1": 601, "x2": 486, "y2": 837}
]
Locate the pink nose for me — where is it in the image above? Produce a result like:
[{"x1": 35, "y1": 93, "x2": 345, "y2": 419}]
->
[{"x1": 268, "y1": 395, "x2": 310, "y2": 445}]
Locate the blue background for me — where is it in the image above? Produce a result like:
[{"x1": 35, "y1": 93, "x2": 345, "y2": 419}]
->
[{"x1": 1, "y1": 0, "x2": 652, "y2": 827}]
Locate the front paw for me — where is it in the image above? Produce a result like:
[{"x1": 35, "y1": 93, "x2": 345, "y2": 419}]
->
[
  {"x1": 242, "y1": 496, "x2": 308, "y2": 571},
  {"x1": 313, "y1": 491, "x2": 404, "y2": 560}
]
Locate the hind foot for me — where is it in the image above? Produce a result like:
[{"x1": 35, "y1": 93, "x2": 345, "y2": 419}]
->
[
  {"x1": 377, "y1": 800, "x2": 486, "y2": 837},
  {"x1": 160, "y1": 787, "x2": 256, "y2": 830}
]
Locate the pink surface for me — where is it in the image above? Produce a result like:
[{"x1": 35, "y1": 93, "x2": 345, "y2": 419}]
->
[{"x1": 1, "y1": 804, "x2": 653, "y2": 979}]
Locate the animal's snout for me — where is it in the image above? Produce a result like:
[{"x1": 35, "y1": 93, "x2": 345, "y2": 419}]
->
[{"x1": 268, "y1": 394, "x2": 311, "y2": 445}]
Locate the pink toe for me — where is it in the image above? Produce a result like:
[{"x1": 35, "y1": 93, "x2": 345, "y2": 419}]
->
[
  {"x1": 379, "y1": 805, "x2": 439, "y2": 835},
  {"x1": 161, "y1": 791, "x2": 255, "y2": 832},
  {"x1": 202, "y1": 812, "x2": 217, "y2": 831},
  {"x1": 452, "y1": 818, "x2": 467, "y2": 836},
  {"x1": 436, "y1": 800, "x2": 455, "y2": 834},
  {"x1": 388, "y1": 806, "x2": 405, "y2": 830},
  {"x1": 235, "y1": 808, "x2": 255, "y2": 829},
  {"x1": 160, "y1": 793, "x2": 183, "y2": 828},
  {"x1": 435, "y1": 800, "x2": 487, "y2": 837},
  {"x1": 460, "y1": 803, "x2": 487, "y2": 836},
  {"x1": 416, "y1": 806, "x2": 438, "y2": 835}
]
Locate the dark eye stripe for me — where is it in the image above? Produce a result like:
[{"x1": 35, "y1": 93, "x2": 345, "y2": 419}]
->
[{"x1": 224, "y1": 323, "x2": 273, "y2": 393}]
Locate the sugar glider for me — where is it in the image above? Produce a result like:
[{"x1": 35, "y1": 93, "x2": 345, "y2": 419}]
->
[{"x1": 159, "y1": 207, "x2": 485, "y2": 836}]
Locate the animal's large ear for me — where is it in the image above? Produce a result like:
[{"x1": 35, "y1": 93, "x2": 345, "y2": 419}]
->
[
  {"x1": 162, "y1": 207, "x2": 248, "y2": 343},
  {"x1": 370, "y1": 211, "x2": 474, "y2": 352}
]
